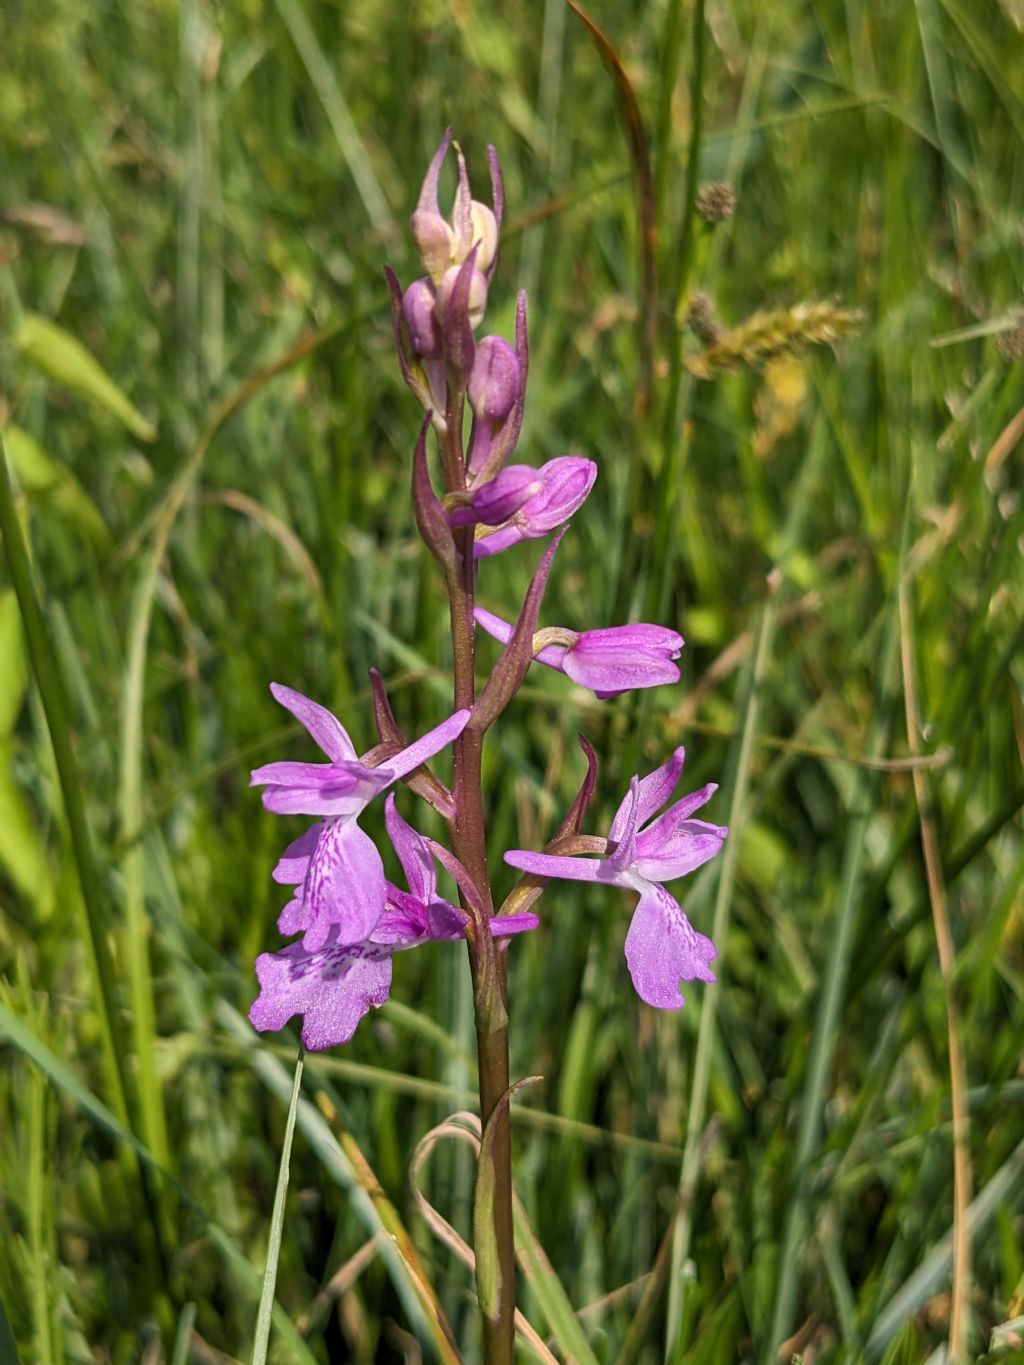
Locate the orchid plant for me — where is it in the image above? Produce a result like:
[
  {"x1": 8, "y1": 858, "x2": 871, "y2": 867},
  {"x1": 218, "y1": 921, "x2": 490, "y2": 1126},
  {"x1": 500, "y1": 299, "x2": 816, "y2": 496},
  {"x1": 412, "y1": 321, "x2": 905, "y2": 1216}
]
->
[{"x1": 248, "y1": 130, "x2": 728, "y2": 1362}]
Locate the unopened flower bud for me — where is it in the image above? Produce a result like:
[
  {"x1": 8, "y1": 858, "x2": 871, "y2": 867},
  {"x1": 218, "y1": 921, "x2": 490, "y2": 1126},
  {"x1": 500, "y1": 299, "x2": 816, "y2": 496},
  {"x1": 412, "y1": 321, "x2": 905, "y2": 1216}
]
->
[
  {"x1": 469, "y1": 201, "x2": 499, "y2": 274},
  {"x1": 402, "y1": 278, "x2": 442, "y2": 359},
  {"x1": 468, "y1": 336, "x2": 521, "y2": 425},
  {"x1": 409, "y1": 130, "x2": 504, "y2": 285},
  {"x1": 437, "y1": 264, "x2": 488, "y2": 331}
]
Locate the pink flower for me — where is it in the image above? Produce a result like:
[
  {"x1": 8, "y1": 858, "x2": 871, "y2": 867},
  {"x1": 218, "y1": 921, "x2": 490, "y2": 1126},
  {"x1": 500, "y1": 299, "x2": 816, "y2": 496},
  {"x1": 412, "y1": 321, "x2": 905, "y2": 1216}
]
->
[
  {"x1": 504, "y1": 749, "x2": 725, "y2": 1008},
  {"x1": 475, "y1": 609, "x2": 683, "y2": 698},
  {"x1": 251, "y1": 797, "x2": 537, "y2": 1050},
  {"x1": 473, "y1": 456, "x2": 596, "y2": 557},
  {"x1": 251, "y1": 684, "x2": 469, "y2": 951}
]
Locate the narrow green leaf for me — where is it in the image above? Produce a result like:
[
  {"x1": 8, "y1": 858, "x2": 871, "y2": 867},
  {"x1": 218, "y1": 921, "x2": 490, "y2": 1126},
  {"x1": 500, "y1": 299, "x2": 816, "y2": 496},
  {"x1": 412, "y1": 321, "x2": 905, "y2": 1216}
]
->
[
  {"x1": 15, "y1": 313, "x2": 157, "y2": 443},
  {"x1": 0, "y1": 591, "x2": 28, "y2": 737},
  {"x1": 512, "y1": 1196, "x2": 600, "y2": 1365},
  {"x1": 252, "y1": 1046, "x2": 304, "y2": 1365}
]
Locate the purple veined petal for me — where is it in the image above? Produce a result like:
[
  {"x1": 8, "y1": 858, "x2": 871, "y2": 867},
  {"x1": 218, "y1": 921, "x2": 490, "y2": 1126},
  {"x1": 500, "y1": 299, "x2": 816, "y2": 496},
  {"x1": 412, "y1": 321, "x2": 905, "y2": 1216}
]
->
[
  {"x1": 633, "y1": 782, "x2": 724, "y2": 867},
  {"x1": 622, "y1": 881, "x2": 717, "y2": 1010},
  {"x1": 272, "y1": 825, "x2": 321, "y2": 884},
  {"x1": 473, "y1": 607, "x2": 569, "y2": 670},
  {"x1": 518, "y1": 456, "x2": 597, "y2": 533},
  {"x1": 491, "y1": 911, "x2": 540, "y2": 937},
  {"x1": 633, "y1": 825, "x2": 728, "y2": 883},
  {"x1": 503, "y1": 848, "x2": 611, "y2": 884},
  {"x1": 301, "y1": 819, "x2": 387, "y2": 951},
  {"x1": 250, "y1": 760, "x2": 339, "y2": 789},
  {"x1": 250, "y1": 934, "x2": 395, "y2": 1051},
  {"x1": 385, "y1": 708, "x2": 472, "y2": 781},
  {"x1": 384, "y1": 794, "x2": 436, "y2": 906},
  {"x1": 606, "y1": 776, "x2": 640, "y2": 874},
  {"x1": 472, "y1": 457, "x2": 595, "y2": 554},
  {"x1": 609, "y1": 748, "x2": 686, "y2": 844},
  {"x1": 268, "y1": 682, "x2": 357, "y2": 763},
  {"x1": 260, "y1": 781, "x2": 379, "y2": 819},
  {"x1": 561, "y1": 626, "x2": 683, "y2": 696}
]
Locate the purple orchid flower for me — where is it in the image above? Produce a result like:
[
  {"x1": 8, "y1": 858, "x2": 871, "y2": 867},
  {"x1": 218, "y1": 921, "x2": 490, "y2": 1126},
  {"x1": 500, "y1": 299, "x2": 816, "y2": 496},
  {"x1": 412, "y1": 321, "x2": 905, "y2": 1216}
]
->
[
  {"x1": 251, "y1": 796, "x2": 538, "y2": 1050},
  {"x1": 475, "y1": 609, "x2": 683, "y2": 698},
  {"x1": 473, "y1": 456, "x2": 596, "y2": 557},
  {"x1": 447, "y1": 465, "x2": 543, "y2": 527},
  {"x1": 251, "y1": 684, "x2": 470, "y2": 952},
  {"x1": 504, "y1": 748, "x2": 726, "y2": 1008}
]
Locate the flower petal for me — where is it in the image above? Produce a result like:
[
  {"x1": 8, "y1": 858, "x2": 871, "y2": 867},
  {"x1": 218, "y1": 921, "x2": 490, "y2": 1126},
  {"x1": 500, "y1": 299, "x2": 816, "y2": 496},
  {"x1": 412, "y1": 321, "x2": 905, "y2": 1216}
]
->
[
  {"x1": 606, "y1": 777, "x2": 640, "y2": 873},
  {"x1": 277, "y1": 896, "x2": 310, "y2": 936},
  {"x1": 517, "y1": 456, "x2": 597, "y2": 534},
  {"x1": 634, "y1": 816, "x2": 728, "y2": 883},
  {"x1": 250, "y1": 760, "x2": 339, "y2": 789},
  {"x1": 503, "y1": 849, "x2": 611, "y2": 883},
  {"x1": 609, "y1": 748, "x2": 685, "y2": 844},
  {"x1": 424, "y1": 902, "x2": 470, "y2": 940},
  {"x1": 384, "y1": 794, "x2": 436, "y2": 905},
  {"x1": 623, "y1": 882, "x2": 717, "y2": 1009},
  {"x1": 272, "y1": 825, "x2": 320, "y2": 884},
  {"x1": 301, "y1": 819, "x2": 387, "y2": 951},
  {"x1": 448, "y1": 465, "x2": 541, "y2": 527},
  {"x1": 268, "y1": 682, "x2": 357, "y2": 762},
  {"x1": 491, "y1": 912, "x2": 540, "y2": 936},
  {"x1": 249, "y1": 935, "x2": 394, "y2": 1051},
  {"x1": 385, "y1": 709, "x2": 472, "y2": 782},
  {"x1": 561, "y1": 626, "x2": 682, "y2": 696},
  {"x1": 260, "y1": 783, "x2": 377, "y2": 819}
]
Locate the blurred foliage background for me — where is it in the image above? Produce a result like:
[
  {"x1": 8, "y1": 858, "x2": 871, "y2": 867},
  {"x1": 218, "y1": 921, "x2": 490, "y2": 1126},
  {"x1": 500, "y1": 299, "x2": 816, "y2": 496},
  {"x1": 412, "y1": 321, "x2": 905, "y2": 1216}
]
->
[{"x1": 1, "y1": 0, "x2": 1023, "y2": 1360}]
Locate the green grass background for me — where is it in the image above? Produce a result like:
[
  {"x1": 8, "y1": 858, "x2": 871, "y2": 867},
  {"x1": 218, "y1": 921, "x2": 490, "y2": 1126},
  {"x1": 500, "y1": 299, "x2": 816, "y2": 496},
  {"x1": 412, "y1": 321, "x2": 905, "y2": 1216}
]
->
[{"x1": 1, "y1": 0, "x2": 1022, "y2": 1360}]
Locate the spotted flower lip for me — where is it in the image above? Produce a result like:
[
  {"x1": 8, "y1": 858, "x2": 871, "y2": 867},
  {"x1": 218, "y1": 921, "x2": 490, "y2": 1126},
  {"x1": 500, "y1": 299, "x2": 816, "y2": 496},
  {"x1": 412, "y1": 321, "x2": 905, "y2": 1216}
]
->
[
  {"x1": 474, "y1": 609, "x2": 683, "y2": 699},
  {"x1": 473, "y1": 456, "x2": 597, "y2": 558},
  {"x1": 250, "y1": 797, "x2": 538, "y2": 1051},
  {"x1": 251, "y1": 684, "x2": 470, "y2": 951},
  {"x1": 504, "y1": 748, "x2": 726, "y2": 1008}
]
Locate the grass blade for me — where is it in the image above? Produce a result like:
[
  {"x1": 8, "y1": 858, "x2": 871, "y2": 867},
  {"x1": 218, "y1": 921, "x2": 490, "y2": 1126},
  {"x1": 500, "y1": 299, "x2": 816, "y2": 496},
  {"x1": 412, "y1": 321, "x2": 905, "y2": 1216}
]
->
[{"x1": 252, "y1": 1046, "x2": 305, "y2": 1365}]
